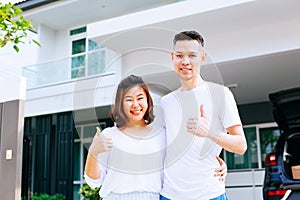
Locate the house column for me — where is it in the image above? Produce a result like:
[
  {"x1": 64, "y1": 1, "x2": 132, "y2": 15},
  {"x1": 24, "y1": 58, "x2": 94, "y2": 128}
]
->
[{"x1": 0, "y1": 76, "x2": 26, "y2": 200}]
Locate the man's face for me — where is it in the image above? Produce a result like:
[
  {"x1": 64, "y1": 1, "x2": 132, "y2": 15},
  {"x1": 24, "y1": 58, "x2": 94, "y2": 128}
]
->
[{"x1": 172, "y1": 40, "x2": 206, "y2": 82}]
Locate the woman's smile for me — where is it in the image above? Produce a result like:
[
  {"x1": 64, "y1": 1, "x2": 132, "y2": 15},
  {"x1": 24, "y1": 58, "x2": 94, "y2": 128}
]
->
[{"x1": 123, "y1": 85, "x2": 148, "y2": 126}]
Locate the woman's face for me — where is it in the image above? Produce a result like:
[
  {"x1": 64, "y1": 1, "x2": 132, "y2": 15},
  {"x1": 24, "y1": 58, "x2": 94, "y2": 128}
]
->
[{"x1": 122, "y1": 85, "x2": 148, "y2": 126}]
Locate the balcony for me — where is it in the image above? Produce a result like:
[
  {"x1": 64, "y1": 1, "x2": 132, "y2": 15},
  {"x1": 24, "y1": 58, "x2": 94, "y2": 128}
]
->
[
  {"x1": 22, "y1": 48, "x2": 120, "y2": 117},
  {"x1": 22, "y1": 48, "x2": 119, "y2": 89}
]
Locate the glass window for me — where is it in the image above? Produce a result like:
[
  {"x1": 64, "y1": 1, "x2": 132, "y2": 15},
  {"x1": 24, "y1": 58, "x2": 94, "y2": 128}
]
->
[
  {"x1": 226, "y1": 127, "x2": 258, "y2": 169},
  {"x1": 73, "y1": 122, "x2": 107, "y2": 199},
  {"x1": 72, "y1": 39, "x2": 86, "y2": 55},
  {"x1": 71, "y1": 55, "x2": 86, "y2": 78},
  {"x1": 73, "y1": 142, "x2": 81, "y2": 180},
  {"x1": 74, "y1": 127, "x2": 80, "y2": 140},
  {"x1": 70, "y1": 27, "x2": 86, "y2": 36},
  {"x1": 83, "y1": 147, "x2": 88, "y2": 170},
  {"x1": 88, "y1": 39, "x2": 103, "y2": 51},
  {"x1": 87, "y1": 51, "x2": 105, "y2": 76},
  {"x1": 73, "y1": 184, "x2": 81, "y2": 200},
  {"x1": 83, "y1": 124, "x2": 98, "y2": 139},
  {"x1": 259, "y1": 127, "x2": 281, "y2": 167},
  {"x1": 71, "y1": 36, "x2": 118, "y2": 79},
  {"x1": 87, "y1": 40, "x2": 106, "y2": 76},
  {"x1": 71, "y1": 39, "x2": 86, "y2": 78},
  {"x1": 73, "y1": 126, "x2": 83, "y2": 199}
]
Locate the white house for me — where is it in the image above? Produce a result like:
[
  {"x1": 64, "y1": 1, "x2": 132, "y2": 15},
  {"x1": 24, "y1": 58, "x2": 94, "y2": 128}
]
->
[{"x1": 1, "y1": 0, "x2": 300, "y2": 199}]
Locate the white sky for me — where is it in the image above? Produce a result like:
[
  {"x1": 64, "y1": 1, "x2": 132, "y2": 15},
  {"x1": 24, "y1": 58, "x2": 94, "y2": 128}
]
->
[{"x1": 1, "y1": 0, "x2": 26, "y2": 4}]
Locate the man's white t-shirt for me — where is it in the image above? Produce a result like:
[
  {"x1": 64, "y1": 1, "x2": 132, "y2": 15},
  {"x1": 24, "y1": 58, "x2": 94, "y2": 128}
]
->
[{"x1": 160, "y1": 82, "x2": 242, "y2": 200}]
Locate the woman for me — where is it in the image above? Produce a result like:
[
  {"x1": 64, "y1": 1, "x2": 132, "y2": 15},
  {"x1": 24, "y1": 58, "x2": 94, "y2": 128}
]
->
[{"x1": 85, "y1": 75, "x2": 226, "y2": 200}]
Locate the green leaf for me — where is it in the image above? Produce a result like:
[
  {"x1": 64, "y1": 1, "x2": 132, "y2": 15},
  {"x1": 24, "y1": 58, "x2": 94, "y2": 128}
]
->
[
  {"x1": 0, "y1": 2, "x2": 40, "y2": 52},
  {"x1": 32, "y1": 39, "x2": 41, "y2": 47},
  {"x1": 13, "y1": 44, "x2": 19, "y2": 52}
]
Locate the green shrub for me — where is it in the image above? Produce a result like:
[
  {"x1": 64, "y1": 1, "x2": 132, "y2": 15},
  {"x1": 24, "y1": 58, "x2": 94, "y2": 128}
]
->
[
  {"x1": 30, "y1": 193, "x2": 65, "y2": 200},
  {"x1": 78, "y1": 184, "x2": 102, "y2": 200}
]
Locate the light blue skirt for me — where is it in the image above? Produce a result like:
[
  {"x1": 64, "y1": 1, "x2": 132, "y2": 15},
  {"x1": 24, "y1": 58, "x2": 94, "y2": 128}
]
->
[{"x1": 104, "y1": 192, "x2": 160, "y2": 200}]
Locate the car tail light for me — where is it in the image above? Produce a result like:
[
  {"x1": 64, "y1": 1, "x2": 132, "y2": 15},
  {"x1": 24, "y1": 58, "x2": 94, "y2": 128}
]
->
[
  {"x1": 266, "y1": 153, "x2": 277, "y2": 166},
  {"x1": 267, "y1": 189, "x2": 286, "y2": 196}
]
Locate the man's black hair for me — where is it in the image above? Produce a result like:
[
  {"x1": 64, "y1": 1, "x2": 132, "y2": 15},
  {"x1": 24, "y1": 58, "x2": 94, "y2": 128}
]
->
[{"x1": 173, "y1": 30, "x2": 204, "y2": 47}]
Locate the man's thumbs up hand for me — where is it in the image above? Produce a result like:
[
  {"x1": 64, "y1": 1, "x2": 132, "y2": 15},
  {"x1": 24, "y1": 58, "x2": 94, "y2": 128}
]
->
[
  {"x1": 89, "y1": 127, "x2": 113, "y2": 157},
  {"x1": 187, "y1": 104, "x2": 209, "y2": 137},
  {"x1": 200, "y1": 104, "x2": 206, "y2": 118}
]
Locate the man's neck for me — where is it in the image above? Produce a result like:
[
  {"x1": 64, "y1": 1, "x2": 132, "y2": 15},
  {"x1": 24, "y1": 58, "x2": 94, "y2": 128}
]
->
[{"x1": 180, "y1": 77, "x2": 204, "y2": 91}]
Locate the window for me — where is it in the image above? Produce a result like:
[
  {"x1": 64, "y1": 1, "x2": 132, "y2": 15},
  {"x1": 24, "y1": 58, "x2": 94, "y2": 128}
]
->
[
  {"x1": 70, "y1": 27, "x2": 110, "y2": 79},
  {"x1": 73, "y1": 122, "x2": 106, "y2": 200},
  {"x1": 70, "y1": 27, "x2": 87, "y2": 36},
  {"x1": 226, "y1": 127, "x2": 258, "y2": 169},
  {"x1": 87, "y1": 40, "x2": 106, "y2": 75},
  {"x1": 259, "y1": 127, "x2": 281, "y2": 168},
  {"x1": 71, "y1": 38, "x2": 86, "y2": 78},
  {"x1": 226, "y1": 123, "x2": 280, "y2": 170}
]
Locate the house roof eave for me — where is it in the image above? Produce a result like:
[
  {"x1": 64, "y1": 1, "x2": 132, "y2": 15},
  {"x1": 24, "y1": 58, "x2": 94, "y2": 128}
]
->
[{"x1": 15, "y1": 0, "x2": 57, "y2": 11}]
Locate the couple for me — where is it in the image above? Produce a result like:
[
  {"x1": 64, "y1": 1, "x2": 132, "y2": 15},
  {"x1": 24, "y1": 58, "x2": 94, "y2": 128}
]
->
[{"x1": 85, "y1": 30, "x2": 247, "y2": 200}]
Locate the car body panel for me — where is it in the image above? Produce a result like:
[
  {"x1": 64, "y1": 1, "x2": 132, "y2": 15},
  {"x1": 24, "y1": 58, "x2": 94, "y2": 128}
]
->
[{"x1": 263, "y1": 87, "x2": 300, "y2": 199}]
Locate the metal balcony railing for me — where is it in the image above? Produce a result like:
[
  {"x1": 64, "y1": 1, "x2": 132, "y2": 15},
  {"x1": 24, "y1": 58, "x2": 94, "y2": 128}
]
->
[{"x1": 22, "y1": 48, "x2": 119, "y2": 89}]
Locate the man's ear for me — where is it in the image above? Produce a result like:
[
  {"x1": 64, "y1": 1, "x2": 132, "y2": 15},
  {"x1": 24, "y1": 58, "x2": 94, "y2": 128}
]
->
[
  {"x1": 201, "y1": 52, "x2": 207, "y2": 62},
  {"x1": 171, "y1": 52, "x2": 174, "y2": 60}
]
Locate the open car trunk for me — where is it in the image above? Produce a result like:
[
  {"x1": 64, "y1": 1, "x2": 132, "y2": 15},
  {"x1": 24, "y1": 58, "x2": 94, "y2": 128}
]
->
[
  {"x1": 269, "y1": 87, "x2": 300, "y2": 189},
  {"x1": 281, "y1": 133, "x2": 300, "y2": 188}
]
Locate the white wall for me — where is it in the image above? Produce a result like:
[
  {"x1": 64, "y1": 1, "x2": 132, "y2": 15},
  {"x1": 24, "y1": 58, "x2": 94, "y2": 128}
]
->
[
  {"x1": 55, "y1": 29, "x2": 70, "y2": 58},
  {"x1": 204, "y1": 18, "x2": 300, "y2": 63},
  {"x1": 226, "y1": 169, "x2": 265, "y2": 200},
  {"x1": 0, "y1": 31, "x2": 38, "y2": 78},
  {"x1": 0, "y1": 76, "x2": 26, "y2": 103},
  {"x1": 25, "y1": 73, "x2": 117, "y2": 117},
  {"x1": 121, "y1": 48, "x2": 172, "y2": 76},
  {"x1": 36, "y1": 24, "x2": 57, "y2": 62},
  {"x1": 87, "y1": 0, "x2": 255, "y2": 38}
]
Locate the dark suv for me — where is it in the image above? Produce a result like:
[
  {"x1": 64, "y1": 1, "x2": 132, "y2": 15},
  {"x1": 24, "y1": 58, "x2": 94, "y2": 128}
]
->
[{"x1": 263, "y1": 87, "x2": 300, "y2": 200}]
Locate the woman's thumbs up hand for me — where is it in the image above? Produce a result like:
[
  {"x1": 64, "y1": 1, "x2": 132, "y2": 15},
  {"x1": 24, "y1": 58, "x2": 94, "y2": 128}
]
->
[{"x1": 89, "y1": 127, "x2": 113, "y2": 157}]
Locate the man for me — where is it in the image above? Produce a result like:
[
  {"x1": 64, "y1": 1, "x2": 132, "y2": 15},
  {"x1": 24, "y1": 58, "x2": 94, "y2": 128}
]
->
[{"x1": 159, "y1": 30, "x2": 247, "y2": 200}]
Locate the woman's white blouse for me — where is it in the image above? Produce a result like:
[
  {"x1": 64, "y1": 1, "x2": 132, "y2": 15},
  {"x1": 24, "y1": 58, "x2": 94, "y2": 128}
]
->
[{"x1": 85, "y1": 125, "x2": 166, "y2": 198}]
